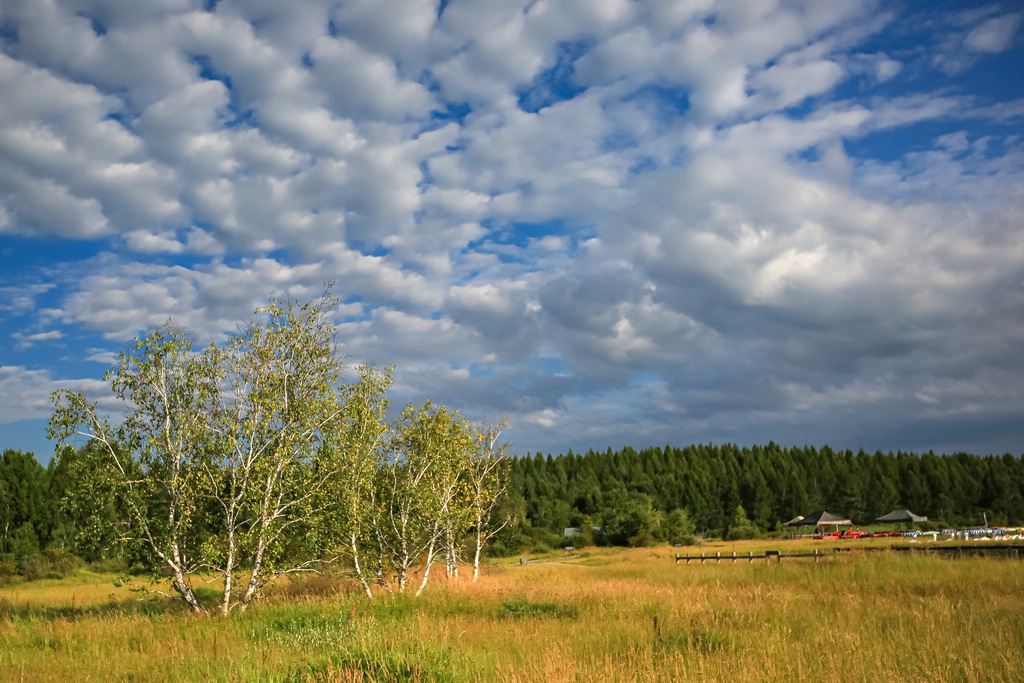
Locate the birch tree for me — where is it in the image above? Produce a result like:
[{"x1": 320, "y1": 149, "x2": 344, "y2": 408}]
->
[
  {"x1": 205, "y1": 292, "x2": 344, "y2": 613},
  {"x1": 467, "y1": 421, "x2": 511, "y2": 581},
  {"x1": 49, "y1": 326, "x2": 217, "y2": 613},
  {"x1": 49, "y1": 290, "x2": 354, "y2": 614},
  {"x1": 371, "y1": 402, "x2": 472, "y2": 595},
  {"x1": 419, "y1": 409, "x2": 472, "y2": 589},
  {"x1": 311, "y1": 364, "x2": 393, "y2": 598}
]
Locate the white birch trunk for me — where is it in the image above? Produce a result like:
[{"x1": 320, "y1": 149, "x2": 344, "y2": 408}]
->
[
  {"x1": 416, "y1": 536, "x2": 437, "y2": 597},
  {"x1": 350, "y1": 530, "x2": 374, "y2": 598},
  {"x1": 473, "y1": 526, "x2": 483, "y2": 582}
]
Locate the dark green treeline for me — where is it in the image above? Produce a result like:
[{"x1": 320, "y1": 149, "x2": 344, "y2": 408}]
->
[
  {"x1": 4, "y1": 443, "x2": 1024, "y2": 562},
  {"x1": 1, "y1": 444, "x2": 136, "y2": 576},
  {"x1": 507, "y1": 443, "x2": 1024, "y2": 539}
]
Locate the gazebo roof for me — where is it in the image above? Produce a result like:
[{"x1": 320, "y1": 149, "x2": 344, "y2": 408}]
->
[
  {"x1": 876, "y1": 509, "x2": 927, "y2": 523},
  {"x1": 788, "y1": 510, "x2": 852, "y2": 527}
]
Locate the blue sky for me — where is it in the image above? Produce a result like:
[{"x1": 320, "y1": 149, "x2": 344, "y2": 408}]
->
[{"x1": 1, "y1": 0, "x2": 1022, "y2": 462}]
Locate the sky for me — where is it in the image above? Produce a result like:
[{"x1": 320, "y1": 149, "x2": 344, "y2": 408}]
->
[{"x1": 1, "y1": 0, "x2": 1022, "y2": 463}]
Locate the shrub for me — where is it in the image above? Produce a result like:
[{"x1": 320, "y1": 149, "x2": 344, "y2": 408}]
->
[
  {"x1": 664, "y1": 508, "x2": 697, "y2": 545},
  {"x1": 559, "y1": 533, "x2": 588, "y2": 549},
  {"x1": 726, "y1": 525, "x2": 759, "y2": 541},
  {"x1": 601, "y1": 494, "x2": 662, "y2": 546},
  {"x1": 628, "y1": 530, "x2": 657, "y2": 547},
  {"x1": 525, "y1": 527, "x2": 562, "y2": 553},
  {"x1": 89, "y1": 557, "x2": 128, "y2": 574},
  {"x1": 486, "y1": 540, "x2": 510, "y2": 558},
  {"x1": 9, "y1": 523, "x2": 40, "y2": 563},
  {"x1": 128, "y1": 562, "x2": 149, "y2": 576},
  {"x1": 0, "y1": 556, "x2": 17, "y2": 585},
  {"x1": 20, "y1": 554, "x2": 55, "y2": 581},
  {"x1": 45, "y1": 548, "x2": 85, "y2": 577}
]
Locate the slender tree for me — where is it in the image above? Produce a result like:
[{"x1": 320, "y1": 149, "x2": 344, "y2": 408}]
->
[
  {"x1": 311, "y1": 364, "x2": 393, "y2": 598},
  {"x1": 49, "y1": 325, "x2": 217, "y2": 613},
  {"x1": 466, "y1": 421, "x2": 511, "y2": 581},
  {"x1": 204, "y1": 292, "x2": 346, "y2": 613}
]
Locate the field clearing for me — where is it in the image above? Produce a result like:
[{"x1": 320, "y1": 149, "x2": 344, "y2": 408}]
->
[{"x1": 2, "y1": 541, "x2": 1023, "y2": 681}]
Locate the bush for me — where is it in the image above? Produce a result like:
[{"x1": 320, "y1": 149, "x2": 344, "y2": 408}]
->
[
  {"x1": 485, "y1": 540, "x2": 510, "y2": 558},
  {"x1": 128, "y1": 562, "x2": 149, "y2": 576},
  {"x1": 601, "y1": 494, "x2": 662, "y2": 546},
  {"x1": 628, "y1": 530, "x2": 656, "y2": 548},
  {"x1": 664, "y1": 508, "x2": 697, "y2": 545},
  {"x1": 43, "y1": 549, "x2": 85, "y2": 576},
  {"x1": 559, "y1": 533, "x2": 588, "y2": 549},
  {"x1": 9, "y1": 523, "x2": 40, "y2": 563},
  {"x1": 0, "y1": 556, "x2": 17, "y2": 585},
  {"x1": 525, "y1": 527, "x2": 562, "y2": 553},
  {"x1": 89, "y1": 557, "x2": 128, "y2": 574},
  {"x1": 726, "y1": 526, "x2": 759, "y2": 541},
  {"x1": 20, "y1": 554, "x2": 55, "y2": 581}
]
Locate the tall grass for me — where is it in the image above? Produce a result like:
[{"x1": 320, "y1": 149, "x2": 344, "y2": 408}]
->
[{"x1": 2, "y1": 543, "x2": 1022, "y2": 681}]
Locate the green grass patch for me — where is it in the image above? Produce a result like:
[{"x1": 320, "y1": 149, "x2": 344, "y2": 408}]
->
[{"x1": 498, "y1": 598, "x2": 578, "y2": 619}]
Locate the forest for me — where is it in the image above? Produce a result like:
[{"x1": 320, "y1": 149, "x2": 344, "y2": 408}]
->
[
  {"x1": 6, "y1": 440, "x2": 1023, "y2": 586},
  {"x1": 496, "y1": 443, "x2": 1024, "y2": 551}
]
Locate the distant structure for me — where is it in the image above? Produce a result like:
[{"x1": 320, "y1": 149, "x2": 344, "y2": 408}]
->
[
  {"x1": 876, "y1": 509, "x2": 927, "y2": 523},
  {"x1": 786, "y1": 510, "x2": 852, "y2": 530}
]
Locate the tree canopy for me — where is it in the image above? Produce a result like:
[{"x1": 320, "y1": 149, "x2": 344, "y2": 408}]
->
[
  {"x1": 42, "y1": 289, "x2": 511, "y2": 612},
  {"x1": 503, "y1": 443, "x2": 1024, "y2": 546}
]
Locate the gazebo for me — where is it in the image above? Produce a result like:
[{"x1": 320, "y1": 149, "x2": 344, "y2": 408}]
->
[
  {"x1": 876, "y1": 509, "x2": 927, "y2": 524},
  {"x1": 787, "y1": 510, "x2": 852, "y2": 531}
]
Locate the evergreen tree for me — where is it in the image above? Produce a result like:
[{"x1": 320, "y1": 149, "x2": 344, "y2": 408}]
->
[{"x1": 0, "y1": 449, "x2": 52, "y2": 555}]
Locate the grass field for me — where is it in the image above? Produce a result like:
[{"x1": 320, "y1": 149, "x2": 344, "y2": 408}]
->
[{"x1": 2, "y1": 540, "x2": 1022, "y2": 681}]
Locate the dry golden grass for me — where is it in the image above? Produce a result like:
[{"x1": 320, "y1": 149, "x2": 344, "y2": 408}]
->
[{"x1": 2, "y1": 542, "x2": 1023, "y2": 681}]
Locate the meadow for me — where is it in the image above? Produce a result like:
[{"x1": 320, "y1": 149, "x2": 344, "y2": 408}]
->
[{"x1": 2, "y1": 540, "x2": 1022, "y2": 682}]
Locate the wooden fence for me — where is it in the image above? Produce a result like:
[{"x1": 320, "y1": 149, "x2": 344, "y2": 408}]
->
[
  {"x1": 675, "y1": 550, "x2": 824, "y2": 564},
  {"x1": 675, "y1": 544, "x2": 1024, "y2": 565}
]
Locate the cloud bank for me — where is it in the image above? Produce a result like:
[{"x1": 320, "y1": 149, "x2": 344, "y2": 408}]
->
[{"x1": 1, "y1": 0, "x2": 1022, "y2": 458}]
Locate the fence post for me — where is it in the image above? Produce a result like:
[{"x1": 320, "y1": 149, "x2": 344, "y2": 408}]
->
[
  {"x1": 701, "y1": 552, "x2": 706, "y2": 565},
  {"x1": 749, "y1": 551, "x2": 753, "y2": 564},
  {"x1": 675, "y1": 554, "x2": 680, "y2": 565},
  {"x1": 814, "y1": 548, "x2": 819, "y2": 563},
  {"x1": 732, "y1": 551, "x2": 737, "y2": 563},
  {"x1": 716, "y1": 552, "x2": 721, "y2": 564}
]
